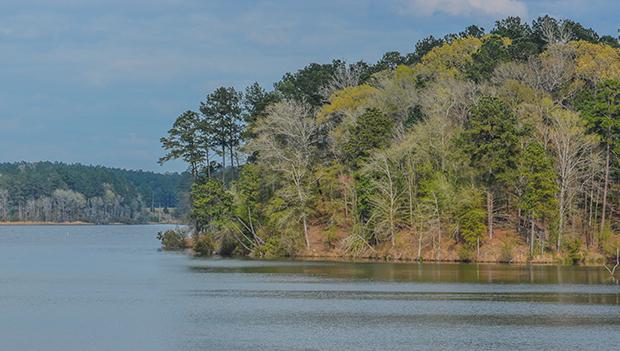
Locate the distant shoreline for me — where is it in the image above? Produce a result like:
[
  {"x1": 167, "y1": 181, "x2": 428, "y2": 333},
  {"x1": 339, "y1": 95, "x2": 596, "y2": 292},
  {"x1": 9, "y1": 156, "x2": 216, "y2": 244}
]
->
[
  {"x1": 0, "y1": 221, "x2": 91, "y2": 226},
  {"x1": 0, "y1": 221, "x2": 181, "y2": 226}
]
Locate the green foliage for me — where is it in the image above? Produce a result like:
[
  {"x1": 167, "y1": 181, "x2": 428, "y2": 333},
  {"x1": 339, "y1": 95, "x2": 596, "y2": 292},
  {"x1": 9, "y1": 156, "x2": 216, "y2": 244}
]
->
[
  {"x1": 517, "y1": 142, "x2": 558, "y2": 220},
  {"x1": 0, "y1": 162, "x2": 187, "y2": 223},
  {"x1": 410, "y1": 36, "x2": 445, "y2": 63},
  {"x1": 491, "y1": 16, "x2": 539, "y2": 61},
  {"x1": 456, "y1": 186, "x2": 486, "y2": 249},
  {"x1": 275, "y1": 61, "x2": 340, "y2": 107},
  {"x1": 200, "y1": 86, "x2": 244, "y2": 181},
  {"x1": 466, "y1": 36, "x2": 510, "y2": 82},
  {"x1": 499, "y1": 237, "x2": 516, "y2": 263},
  {"x1": 256, "y1": 235, "x2": 290, "y2": 258},
  {"x1": 577, "y1": 80, "x2": 620, "y2": 151},
  {"x1": 373, "y1": 51, "x2": 408, "y2": 71},
  {"x1": 462, "y1": 97, "x2": 521, "y2": 188},
  {"x1": 157, "y1": 229, "x2": 187, "y2": 251},
  {"x1": 159, "y1": 111, "x2": 205, "y2": 179},
  {"x1": 353, "y1": 173, "x2": 374, "y2": 223},
  {"x1": 460, "y1": 25, "x2": 485, "y2": 38},
  {"x1": 233, "y1": 164, "x2": 263, "y2": 212},
  {"x1": 323, "y1": 226, "x2": 339, "y2": 249},
  {"x1": 562, "y1": 238, "x2": 583, "y2": 265},
  {"x1": 191, "y1": 179, "x2": 232, "y2": 233},
  {"x1": 161, "y1": 16, "x2": 620, "y2": 262},
  {"x1": 458, "y1": 246, "x2": 476, "y2": 262},
  {"x1": 343, "y1": 108, "x2": 394, "y2": 168},
  {"x1": 601, "y1": 232, "x2": 620, "y2": 256},
  {"x1": 243, "y1": 82, "x2": 281, "y2": 140},
  {"x1": 192, "y1": 234, "x2": 216, "y2": 256},
  {"x1": 231, "y1": 163, "x2": 265, "y2": 245}
]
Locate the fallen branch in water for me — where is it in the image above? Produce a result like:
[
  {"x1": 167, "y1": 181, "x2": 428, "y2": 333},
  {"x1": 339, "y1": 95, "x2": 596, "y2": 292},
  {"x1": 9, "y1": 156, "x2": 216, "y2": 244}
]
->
[{"x1": 603, "y1": 247, "x2": 619, "y2": 281}]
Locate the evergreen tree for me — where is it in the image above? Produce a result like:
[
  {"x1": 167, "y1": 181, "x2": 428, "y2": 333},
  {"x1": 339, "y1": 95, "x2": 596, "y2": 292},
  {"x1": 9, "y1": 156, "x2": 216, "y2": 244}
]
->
[
  {"x1": 462, "y1": 97, "x2": 521, "y2": 239},
  {"x1": 578, "y1": 80, "x2": 620, "y2": 235},
  {"x1": 517, "y1": 142, "x2": 558, "y2": 255},
  {"x1": 243, "y1": 82, "x2": 281, "y2": 141},
  {"x1": 343, "y1": 108, "x2": 394, "y2": 168},
  {"x1": 491, "y1": 16, "x2": 538, "y2": 61},
  {"x1": 275, "y1": 61, "x2": 340, "y2": 107},
  {"x1": 191, "y1": 179, "x2": 232, "y2": 233},
  {"x1": 159, "y1": 110, "x2": 205, "y2": 179},
  {"x1": 466, "y1": 35, "x2": 510, "y2": 82},
  {"x1": 200, "y1": 87, "x2": 244, "y2": 182}
]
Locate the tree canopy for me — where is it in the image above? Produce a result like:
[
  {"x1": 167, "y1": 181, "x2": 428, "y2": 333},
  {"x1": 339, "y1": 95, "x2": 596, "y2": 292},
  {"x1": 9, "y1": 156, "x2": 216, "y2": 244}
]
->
[{"x1": 160, "y1": 16, "x2": 620, "y2": 264}]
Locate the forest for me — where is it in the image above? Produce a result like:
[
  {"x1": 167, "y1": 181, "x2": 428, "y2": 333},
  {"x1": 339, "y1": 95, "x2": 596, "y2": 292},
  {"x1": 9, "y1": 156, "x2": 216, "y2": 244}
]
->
[
  {"x1": 160, "y1": 16, "x2": 620, "y2": 264},
  {"x1": 0, "y1": 162, "x2": 189, "y2": 224}
]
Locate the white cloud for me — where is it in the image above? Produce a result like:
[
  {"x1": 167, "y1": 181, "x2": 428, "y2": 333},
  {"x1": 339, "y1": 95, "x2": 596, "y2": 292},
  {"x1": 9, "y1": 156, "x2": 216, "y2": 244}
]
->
[{"x1": 400, "y1": 0, "x2": 528, "y2": 18}]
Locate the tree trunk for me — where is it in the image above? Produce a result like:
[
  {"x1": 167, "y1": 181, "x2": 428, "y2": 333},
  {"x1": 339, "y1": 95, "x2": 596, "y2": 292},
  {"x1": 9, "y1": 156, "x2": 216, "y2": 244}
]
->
[
  {"x1": 417, "y1": 233, "x2": 423, "y2": 261},
  {"x1": 190, "y1": 162, "x2": 197, "y2": 180},
  {"x1": 530, "y1": 216, "x2": 535, "y2": 256},
  {"x1": 229, "y1": 145, "x2": 235, "y2": 175},
  {"x1": 541, "y1": 230, "x2": 545, "y2": 256},
  {"x1": 487, "y1": 191, "x2": 494, "y2": 239},
  {"x1": 206, "y1": 150, "x2": 211, "y2": 178},
  {"x1": 600, "y1": 143, "x2": 610, "y2": 235},
  {"x1": 434, "y1": 194, "x2": 442, "y2": 261},
  {"x1": 221, "y1": 144, "x2": 226, "y2": 184},
  {"x1": 588, "y1": 186, "x2": 594, "y2": 247},
  {"x1": 558, "y1": 184, "x2": 566, "y2": 253},
  {"x1": 302, "y1": 213, "x2": 310, "y2": 248}
]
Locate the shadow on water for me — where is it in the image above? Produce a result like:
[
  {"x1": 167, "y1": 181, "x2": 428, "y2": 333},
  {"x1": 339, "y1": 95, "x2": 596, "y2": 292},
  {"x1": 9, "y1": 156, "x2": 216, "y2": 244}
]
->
[
  {"x1": 188, "y1": 258, "x2": 617, "y2": 285},
  {"x1": 186, "y1": 258, "x2": 620, "y2": 306}
]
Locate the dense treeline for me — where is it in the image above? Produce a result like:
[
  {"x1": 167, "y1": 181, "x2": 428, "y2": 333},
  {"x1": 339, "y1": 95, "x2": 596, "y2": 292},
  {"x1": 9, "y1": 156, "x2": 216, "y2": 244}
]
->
[
  {"x1": 0, "y1": 162, "x2": 189, "y2": 223},
  {"x1": 161, "y1": 16, "x2": 620, "y2": 264}
]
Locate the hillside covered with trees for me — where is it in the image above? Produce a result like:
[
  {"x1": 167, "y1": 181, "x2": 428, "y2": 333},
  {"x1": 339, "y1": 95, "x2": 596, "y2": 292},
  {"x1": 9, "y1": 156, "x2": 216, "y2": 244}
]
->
[
  {"x1": 0, "y1": 162, "x2": 189, "y2": 224},
  {"x1": 161, "y1": 16, "x2": 620, "y2": 264}
]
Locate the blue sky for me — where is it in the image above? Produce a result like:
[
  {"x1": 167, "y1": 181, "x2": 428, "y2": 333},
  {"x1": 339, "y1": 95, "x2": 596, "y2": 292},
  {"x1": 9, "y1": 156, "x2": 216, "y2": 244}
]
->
[{"x1": 1, "y1": 0, "x2": 618, "y2": 172}]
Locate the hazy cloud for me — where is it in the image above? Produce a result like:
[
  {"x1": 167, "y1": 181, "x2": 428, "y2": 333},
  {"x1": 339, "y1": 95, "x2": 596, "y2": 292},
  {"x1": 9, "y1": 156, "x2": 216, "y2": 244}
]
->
[
  {"x1": 400, "y1": 0, "x2": 528, "y2": 18},
  {"x1": 1, "y1": 0, "x2": 617, "y2": 172}
]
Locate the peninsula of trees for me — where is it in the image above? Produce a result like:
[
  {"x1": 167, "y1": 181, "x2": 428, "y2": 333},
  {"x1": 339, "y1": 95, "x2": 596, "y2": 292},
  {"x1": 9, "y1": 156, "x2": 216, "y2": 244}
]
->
[
  {"x1": 161, "y1": 16, "x2": 620, "y2": 264},
  {"x1": 0, "y1": 162, "x2": 189, "y2": 224}
]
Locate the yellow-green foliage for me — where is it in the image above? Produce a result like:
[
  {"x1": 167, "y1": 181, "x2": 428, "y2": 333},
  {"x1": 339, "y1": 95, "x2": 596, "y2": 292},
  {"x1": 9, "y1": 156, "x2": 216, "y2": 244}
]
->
[
  {"x1": 570, "y1": 41, "x2": 620, "y2": 82},
  {"x1": 173, "y1": 18, "x2": 620, "y2": 262},
  {"x1": 318, "y1": 84, "x2": 378, "y2": 121},
  {"x1": 371, "y1": 65, "x2": 419, "y2": 122},
  {"x1": 417, "y1": 36, "x2": 483, "y2": 78}
]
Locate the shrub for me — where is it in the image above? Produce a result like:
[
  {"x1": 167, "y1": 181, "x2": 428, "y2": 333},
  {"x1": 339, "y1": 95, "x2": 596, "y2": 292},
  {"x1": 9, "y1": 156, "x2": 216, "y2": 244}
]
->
[
  {"x1": 157, "y1": 229, "x2": 187, "y2": 251},
  {"x1": 255, "y1": 236, "x2": 290, "y2": 258},
  {"x1": 458, "y1": 245, "x2": 475, "y2": 262},
  {"x1": 323, "y1": 227, "x2": 339, "y2": 249},
  {"x1": 193, "y1": 234, "x2": 216, "y2": 256},
  {"x1": 562, "y1": 238, "x2": 583, "y2": 265},
  {"x1": 218, "y1": 230, "x2": 243, "y2": 256},
  {"x1": 499, "y1": 238, "x2": 514, "y2": 263}
]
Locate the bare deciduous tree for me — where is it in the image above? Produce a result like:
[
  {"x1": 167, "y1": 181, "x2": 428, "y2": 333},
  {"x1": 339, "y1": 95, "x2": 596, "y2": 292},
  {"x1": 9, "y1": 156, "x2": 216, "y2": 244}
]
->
[
  {"x1": 540, "y1": 18, "x2": 573, "y2": 46},
  {"x1": 365, "y1": 152, "x2": 403, "y2": 246},
  {"x1": 246, "y1": 100, "x2": 319, "y2": 248},
  {"x1": 549, "y1": 109, "x2": 599, "y2": 251},
  {"x1": 320, "y1": 63, "x2": 364, "y2": 99},
  {"x1": 419, "y1": 78, "x2": 486, "y2": 125}
]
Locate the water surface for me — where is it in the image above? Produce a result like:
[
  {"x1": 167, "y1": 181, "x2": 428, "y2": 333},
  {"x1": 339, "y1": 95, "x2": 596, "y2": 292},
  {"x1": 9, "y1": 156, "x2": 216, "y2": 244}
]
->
[{"x1": 0, "y1": 225, "x2": 618, "y2": 351}]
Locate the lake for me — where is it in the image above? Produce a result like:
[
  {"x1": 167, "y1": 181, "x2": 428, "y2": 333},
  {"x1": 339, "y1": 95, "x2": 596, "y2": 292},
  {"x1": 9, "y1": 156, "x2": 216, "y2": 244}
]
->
[{"x1": 0, "y1": 225, "x2": 619, "y2": 351}]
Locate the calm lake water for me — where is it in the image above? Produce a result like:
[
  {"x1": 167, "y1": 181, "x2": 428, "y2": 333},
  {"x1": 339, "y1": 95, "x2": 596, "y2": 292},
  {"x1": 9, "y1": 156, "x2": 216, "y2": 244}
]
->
[{"x1": 0, "y1": 225, "x2": 619, "y2": 351}]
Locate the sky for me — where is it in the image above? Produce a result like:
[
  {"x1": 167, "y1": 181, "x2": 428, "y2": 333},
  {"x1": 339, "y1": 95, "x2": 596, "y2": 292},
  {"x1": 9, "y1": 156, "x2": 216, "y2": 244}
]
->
[{"x1": 0, "y1": 0, "x2": 618, "y2": 173}]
